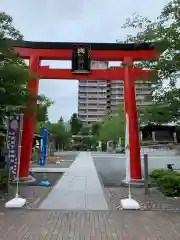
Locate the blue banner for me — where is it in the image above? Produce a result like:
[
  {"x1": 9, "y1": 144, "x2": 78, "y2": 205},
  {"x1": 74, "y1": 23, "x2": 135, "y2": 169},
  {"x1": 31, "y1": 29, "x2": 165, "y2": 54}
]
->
[
  {"x1": 7, "y1": 114, "x2": 23, "y2": 178},
  {"x1": 40, "y1": 128, "x2": 48, "y2": 166}
]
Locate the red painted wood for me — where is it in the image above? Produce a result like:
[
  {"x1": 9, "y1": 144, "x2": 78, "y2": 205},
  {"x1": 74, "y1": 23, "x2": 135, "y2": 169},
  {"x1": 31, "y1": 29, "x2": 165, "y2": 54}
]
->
[
  {"x1": 19, "y1": 56, "x2": 40, "y2": 178},
  {"x1": 37, "y1": 66, "x2": 151, "y2": 80},
  {"x1": 15, "y1": 47, "x2": 158, "y2": 61},
  {"x1": 124, "y1": 58, "x2": 142, "y2": 179}
]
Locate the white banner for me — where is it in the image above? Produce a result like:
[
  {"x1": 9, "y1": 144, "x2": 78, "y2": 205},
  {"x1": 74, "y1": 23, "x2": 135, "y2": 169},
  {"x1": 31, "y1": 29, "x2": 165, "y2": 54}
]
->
[{"x1": 125, "y1": 113, "x2": 130, "y2": 182}]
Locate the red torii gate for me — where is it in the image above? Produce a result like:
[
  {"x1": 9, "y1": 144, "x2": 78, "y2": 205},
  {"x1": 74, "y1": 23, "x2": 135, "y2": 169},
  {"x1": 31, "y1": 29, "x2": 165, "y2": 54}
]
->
[{"x1": 10, "y1": 41, "x2": 158, "y2": 180}]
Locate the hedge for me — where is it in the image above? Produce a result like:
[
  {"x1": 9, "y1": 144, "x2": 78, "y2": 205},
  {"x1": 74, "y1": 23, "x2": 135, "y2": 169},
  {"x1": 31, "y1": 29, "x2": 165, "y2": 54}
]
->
[{"x1": 150, "y1": 169, "x2": 180, "y2": 197}]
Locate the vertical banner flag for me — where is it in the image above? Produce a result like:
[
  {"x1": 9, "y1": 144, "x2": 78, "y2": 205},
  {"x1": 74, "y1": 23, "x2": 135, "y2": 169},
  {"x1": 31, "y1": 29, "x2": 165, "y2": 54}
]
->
[
  {"x1": 7, "y1": 114, "x2": 23, "y2": 178},
  {"x1": 125, "y1": 113, "x2": 130, "y2": 182},
  {"x1": 40, "y1": 128, "x2": 48, "y2": 167}
]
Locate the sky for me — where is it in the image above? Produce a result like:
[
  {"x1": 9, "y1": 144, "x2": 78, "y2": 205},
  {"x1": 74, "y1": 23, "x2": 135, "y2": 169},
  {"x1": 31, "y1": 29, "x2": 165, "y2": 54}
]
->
[{"x1": 1, "y1": 0, "x2": 170, "y2": 122}]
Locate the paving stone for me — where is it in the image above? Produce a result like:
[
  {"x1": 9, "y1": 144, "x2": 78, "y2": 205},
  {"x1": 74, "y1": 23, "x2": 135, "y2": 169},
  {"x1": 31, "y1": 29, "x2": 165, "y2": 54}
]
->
[
  {"x1": 1, "y1": 210, "x2": 180, "y2": 239},
  {"x1": 106, "y1": 187, "x2": 180, "y2": 211},
  {"x1": 39, "y1": 152, "x2": 108, "y2": 210}
]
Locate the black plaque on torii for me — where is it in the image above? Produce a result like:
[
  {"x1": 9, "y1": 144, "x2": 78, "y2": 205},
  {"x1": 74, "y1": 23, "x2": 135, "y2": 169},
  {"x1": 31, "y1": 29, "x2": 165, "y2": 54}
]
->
[{"x1": 72, "y1": 44, "x2": 91, "y2": 74}]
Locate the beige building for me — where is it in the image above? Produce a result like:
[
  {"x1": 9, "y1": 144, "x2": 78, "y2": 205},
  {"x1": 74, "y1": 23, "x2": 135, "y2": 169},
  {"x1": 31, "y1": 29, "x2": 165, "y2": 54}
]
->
[{"x1": 78, "y1": 61, "x2": 152, "y2": 125}]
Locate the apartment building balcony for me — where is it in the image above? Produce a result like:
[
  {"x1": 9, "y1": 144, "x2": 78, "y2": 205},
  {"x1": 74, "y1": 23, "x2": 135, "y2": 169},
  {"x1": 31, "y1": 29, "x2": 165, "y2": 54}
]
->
[
  {"x1": 79, "y1": 104, "x2": 106, "y2": 109},
  {"x1": 79, "y1": 94, "x2": 107, "y2": 98},
  {"x1": 110, "y1": 90, "x2": 124, "y2": 96},
  {"x1": 79, "y1": 88, "x2": 107, "y2": 93},
  {"x1": 78, "y1": 99, "x2": 107, "y2": 104},
  {"x1": 78, "y1": 99, "x2": 88, "y2": 104},
  {"x1": 136, "y1": 90, "x2": 151, "y2": 95},
  {"x1": 79, "y1": 82, "x2": 87, "y2": 87},
  {"x1": 110, "y1": 95, "x2": 124, "y2": 101},
  {"x1": 86, "y1": 94, "x2": 107, "y2": 98},
  {"x1": 89, "y1": 99, "x2": 107, "y2": 104},
  {"x1": 86, "y1": 117, "x2": 102, "y2": 122},
  {"x1": 110, "y1": 99, "x2": 124, "y2": 106},
  {"x1": 111, "y1": 82, "x2": 124, "y2": 86},
  {"x1": 79, "y1": 96, "x2": 107, "y2": 100},
  {"x1": 136, "y1": 95, "x2": 145, "y2": 100},
  {"x1": 79, "y1": 80, "x2": 107, "y2": 86},
  {"x1": 78, "y1": 106, "x2": 87, "y2": 110},
  {"x1": 78, "y1": 111, "x2": 87, "y2": 115},
  {"x1": 111, "y1": 85, "x2": 124, "y2": 89},
  {"x1": 80, "y1": 116, "x2": 102, "y2": 122},
  {"x1": 87, "y1": 111, "x2": 105, "y2": 116}
]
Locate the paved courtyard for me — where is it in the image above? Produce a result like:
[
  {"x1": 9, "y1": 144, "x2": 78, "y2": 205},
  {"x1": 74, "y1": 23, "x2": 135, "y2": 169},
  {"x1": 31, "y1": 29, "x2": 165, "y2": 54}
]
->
[
  {"x1": 1, "y1": 210, "x2": 180, "y2": 239},
  {"x1": 1, "y1": 150, "x2": 180, "y2": 239}
]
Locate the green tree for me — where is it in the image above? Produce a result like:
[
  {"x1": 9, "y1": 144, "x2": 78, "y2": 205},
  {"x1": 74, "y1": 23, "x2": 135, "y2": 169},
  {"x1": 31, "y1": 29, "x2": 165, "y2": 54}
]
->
[
  {"x1": 59, "y1": 116, "x2": 64, "y2": 123},
  {"x1": 34, "y1": 96, "x2": 54, "y2": 134},
  {"x1": 0, "y1": 12, "x2": 43, "y2": 126},
  {"x1": 70, "y1": 113, "x2": 82, "y2": 135},
  {"x1": 80, "y1": 126, "x2": 90, "y2": 136},
  {"x1": 120, "y1": 1, "x2": 180, "y2": 125},
  {"x1": 138, "y1": 87, "x2": 180, "y2": 125},
  {"x1": 36, "y1": 95, "x2": 54, "y2": 122},
  {"x1": 91, "y1": 123, "x2": 101, "y2": 136},
  {"x1": 44, "y1": 120, "x2": 70, "y2": 150},
  {"x1": 98, "y1": 104, "x2": 125, "y2": 144},
  {"x1": 119, "y1": 1, "x2": 180, "y2": 92}
]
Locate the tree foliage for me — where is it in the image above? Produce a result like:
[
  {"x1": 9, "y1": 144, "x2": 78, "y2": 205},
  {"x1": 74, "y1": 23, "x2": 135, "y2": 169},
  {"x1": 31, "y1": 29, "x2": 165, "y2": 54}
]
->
[
  {"x1": 138, "y1": 87, "x2": 180, "y2": 124},
  {"x1": 0, "y1": 11, "x2": 44, "y2": 126},
  {"x1": 91, "y1": 123, "x2": 101, "y2": 136},
  {"x1": 98, "y1": 104, "x2": 125, "y2": 143},
  {"x1": 70, "y1": 113, "x2": 82, "y2": 135},
  {"x1": 34, "y1": 96, "x2": 54, "y2": 134},
  {"x1": 36, "y1": 95, "x2": 54, "y2": 122},
  {"x1": 44, "y1": 119, "x2": 70, "y2": 150},
  {"x1": 120, "y1": 1, "x2": 180, "y2": 125},
  {"x1": 120, "y1": 0, "x2": 180, "y2": 91}
]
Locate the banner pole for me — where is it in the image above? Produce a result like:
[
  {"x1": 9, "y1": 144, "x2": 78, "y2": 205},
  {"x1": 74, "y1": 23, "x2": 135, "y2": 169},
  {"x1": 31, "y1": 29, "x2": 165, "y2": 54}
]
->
[
  {"x1": 5, "y1": 113, "x2": 26, "y2": 208},
  {"x1": 15, "y1": 113, "x2": 23, "y2": 197},
  {"x1": 39, "y1": 127, "x2": 50, "y2": 186}
]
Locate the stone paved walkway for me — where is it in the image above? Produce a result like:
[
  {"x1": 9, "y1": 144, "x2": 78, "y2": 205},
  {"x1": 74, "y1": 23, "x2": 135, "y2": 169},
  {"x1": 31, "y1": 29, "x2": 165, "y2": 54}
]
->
[
  {"x1": 39, "y1": 152, "x2": 108, "y2": 210},
  {"x1": 1, "y1": 210, "x2": 180, "y2": 239}
]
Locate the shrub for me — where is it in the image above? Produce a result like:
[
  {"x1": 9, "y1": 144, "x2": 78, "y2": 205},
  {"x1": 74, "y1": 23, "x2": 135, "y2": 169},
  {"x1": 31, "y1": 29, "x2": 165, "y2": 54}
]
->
[
  {"x1": 157, "y1": 174, "x2": 180, "y2": 197},
  {"x1": 149, "y1": 169, "x2": 177, "y2": 181},
  {"x1": 150, "y1": 168, "x2": 180, "y2": 197}
]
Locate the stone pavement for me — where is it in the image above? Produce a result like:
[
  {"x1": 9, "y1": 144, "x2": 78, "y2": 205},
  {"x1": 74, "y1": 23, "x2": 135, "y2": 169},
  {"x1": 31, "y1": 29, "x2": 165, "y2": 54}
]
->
[
  {"x1": 105, "y1": 187, "x2": 180, "y2": 211},
  {"x1": 30, "y1": 167, "x2": 68, "y2": 173},
  {"x1": 1, "y1": 210, "x2": 180, "y2": 239},
  {"x1": 39, "y1": 152, "x2": 108, "y2": 210}
]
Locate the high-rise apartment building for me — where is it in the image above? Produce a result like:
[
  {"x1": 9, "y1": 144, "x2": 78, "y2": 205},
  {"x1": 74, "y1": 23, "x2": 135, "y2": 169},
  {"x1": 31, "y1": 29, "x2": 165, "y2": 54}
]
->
[{"x1": 78, "y1": 61, "x2": 152, "y2": 125}]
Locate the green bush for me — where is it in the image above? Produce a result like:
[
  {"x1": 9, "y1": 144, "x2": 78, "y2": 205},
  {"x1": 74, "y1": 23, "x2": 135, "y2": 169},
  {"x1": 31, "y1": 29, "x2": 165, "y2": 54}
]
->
[
  {"x1": 149, "y1": 169, "x2": 176, "y2": 181},
  {"x1": 157, "y1": 174, "x2": 180, "y2": 197},
  {"x1": 150, "y1": 169, "x2": 180, "y2": 197}
]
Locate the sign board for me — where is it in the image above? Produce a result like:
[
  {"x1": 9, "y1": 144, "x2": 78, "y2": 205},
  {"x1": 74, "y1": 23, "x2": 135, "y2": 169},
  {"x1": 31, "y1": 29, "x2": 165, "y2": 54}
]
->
[
  {"x1": 7, "y1": 114, "x2": 23, "y2": 178},
  {"x1": 39, "y1": 128, "x2": 48, "y2": 167},
  {"x1": 72, "y1": 44, "x2": 91, "y2": 74}
]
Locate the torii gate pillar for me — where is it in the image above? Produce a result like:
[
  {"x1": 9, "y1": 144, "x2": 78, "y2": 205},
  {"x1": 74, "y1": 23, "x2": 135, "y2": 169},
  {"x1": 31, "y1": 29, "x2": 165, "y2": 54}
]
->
[{"x1": 124, "y1": 57, "x2": 141, "y2": 180}]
